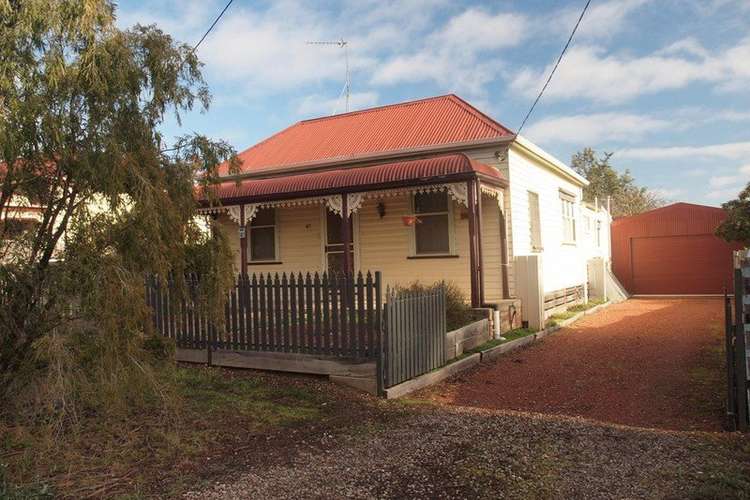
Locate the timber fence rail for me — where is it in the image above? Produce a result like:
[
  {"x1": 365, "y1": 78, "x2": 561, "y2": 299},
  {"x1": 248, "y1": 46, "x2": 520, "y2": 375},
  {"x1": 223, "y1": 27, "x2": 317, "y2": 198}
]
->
[{"x1": 146, "y1": 271, "x2": 382, "y2": 360}]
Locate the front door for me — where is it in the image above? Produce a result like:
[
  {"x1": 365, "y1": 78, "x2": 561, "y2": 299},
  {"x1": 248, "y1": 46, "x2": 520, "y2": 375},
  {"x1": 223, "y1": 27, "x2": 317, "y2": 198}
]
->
[{"x1": 324, "y1": 208, "x2": 354, "y2": 273}]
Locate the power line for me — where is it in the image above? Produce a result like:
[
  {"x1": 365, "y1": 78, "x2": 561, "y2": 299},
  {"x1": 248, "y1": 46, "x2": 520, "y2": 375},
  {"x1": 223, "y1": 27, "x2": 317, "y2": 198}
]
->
[
  {"x1": 516, "y1": 0, "x2": 592, "y2": 136},
  {"x1": 160, "y1": 0, "x2": 235, "y2": 154},
  {"x1": 189, "y1": 0, "x2": 234, "y2": 57}
]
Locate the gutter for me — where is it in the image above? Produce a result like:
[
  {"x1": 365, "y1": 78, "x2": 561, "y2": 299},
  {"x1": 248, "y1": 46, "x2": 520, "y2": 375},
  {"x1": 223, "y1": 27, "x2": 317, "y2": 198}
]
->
[{"x1": 510, "y1": 135, "x2": 589, "y2": 187}]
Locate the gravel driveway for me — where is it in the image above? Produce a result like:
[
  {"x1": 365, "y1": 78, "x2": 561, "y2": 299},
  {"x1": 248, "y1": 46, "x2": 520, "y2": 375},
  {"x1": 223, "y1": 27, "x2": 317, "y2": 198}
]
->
[
  {"x1": 420, "y1": 298, "x2": 726, "y2": 431},
  {"x1": 184, "y1": 404, "x2": 750, "y2": 499},
  {"x1": 182, "y1": 299, "x2": 750, "y2": 499}
]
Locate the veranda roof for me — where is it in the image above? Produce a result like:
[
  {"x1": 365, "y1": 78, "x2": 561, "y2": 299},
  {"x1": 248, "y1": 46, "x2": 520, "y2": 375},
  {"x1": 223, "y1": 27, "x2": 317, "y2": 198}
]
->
[{"x1": 200, "y1": 153, "x2": 505, "y2": 206}]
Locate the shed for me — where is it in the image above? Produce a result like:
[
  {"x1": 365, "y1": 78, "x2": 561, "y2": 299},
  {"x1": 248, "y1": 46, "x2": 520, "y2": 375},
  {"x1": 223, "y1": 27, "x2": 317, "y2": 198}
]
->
[{"x1": 611, "y1": 203, "x2": 741, "y2": 295}]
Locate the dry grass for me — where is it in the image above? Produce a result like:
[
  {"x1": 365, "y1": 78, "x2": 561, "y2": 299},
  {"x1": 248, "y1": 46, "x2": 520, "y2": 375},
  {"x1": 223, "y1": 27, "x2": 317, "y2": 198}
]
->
[{"x1": 0, "y1": 366, "x2": 336, "y2": 498}]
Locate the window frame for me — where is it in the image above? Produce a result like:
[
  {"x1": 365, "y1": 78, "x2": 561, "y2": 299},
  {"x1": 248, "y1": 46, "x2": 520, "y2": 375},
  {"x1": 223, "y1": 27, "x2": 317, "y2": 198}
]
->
[
  {"x1": 527, "y1": 190, "x2": 543, "y2": 253},
  {"x1": 409, "y1": 191, "x2": 455, "y2": 257},
  {"x1": 247, "y1": 208, "x2": 280, "y2": 263},
  {"x1": 559, "y1": 190, "x2": 577, "y2": 245}
]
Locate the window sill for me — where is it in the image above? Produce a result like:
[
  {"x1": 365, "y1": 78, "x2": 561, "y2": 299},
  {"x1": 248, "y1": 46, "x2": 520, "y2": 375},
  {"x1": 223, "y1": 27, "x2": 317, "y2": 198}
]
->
[
  {"x1": 407, "y1": 254, "x2": 459, "y2": 260},
  {"x1": 561, "y1": 242, "x2": 577, "y2": 247},
  {"x1": 247, "y1": 261, "x2": 283, "y2": 266}
]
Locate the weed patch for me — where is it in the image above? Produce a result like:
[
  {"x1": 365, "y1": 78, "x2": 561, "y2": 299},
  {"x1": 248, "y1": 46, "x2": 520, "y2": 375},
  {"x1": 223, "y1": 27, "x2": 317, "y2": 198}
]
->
[{"x1": 1, "y1": 366, "x2": 329, "y2": 498}]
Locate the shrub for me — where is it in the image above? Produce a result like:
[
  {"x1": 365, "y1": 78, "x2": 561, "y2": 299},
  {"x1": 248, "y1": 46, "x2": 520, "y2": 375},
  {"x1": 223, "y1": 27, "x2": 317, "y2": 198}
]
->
[{"x1": 394, "y1": 281, "x2": 478, "y2": 330}]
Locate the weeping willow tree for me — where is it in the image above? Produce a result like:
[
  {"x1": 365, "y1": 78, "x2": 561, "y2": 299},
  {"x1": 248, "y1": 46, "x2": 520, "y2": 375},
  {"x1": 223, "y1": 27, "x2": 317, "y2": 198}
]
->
[{"x1": 0, "y1": 0, "x2": 239, "y2": 423}]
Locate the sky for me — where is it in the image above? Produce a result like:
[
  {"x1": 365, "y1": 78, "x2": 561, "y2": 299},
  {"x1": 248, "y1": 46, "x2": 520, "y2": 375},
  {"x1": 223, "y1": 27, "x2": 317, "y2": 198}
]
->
[{"x1": 116, "y1": 0, "x2": 750, "y2": 206}]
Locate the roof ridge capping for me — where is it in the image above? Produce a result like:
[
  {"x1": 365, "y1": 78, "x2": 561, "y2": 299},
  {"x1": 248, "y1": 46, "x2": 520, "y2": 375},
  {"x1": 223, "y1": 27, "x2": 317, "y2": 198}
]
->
[{"x1": 298, "y1": 94, "x2": 513, "y2": 135}]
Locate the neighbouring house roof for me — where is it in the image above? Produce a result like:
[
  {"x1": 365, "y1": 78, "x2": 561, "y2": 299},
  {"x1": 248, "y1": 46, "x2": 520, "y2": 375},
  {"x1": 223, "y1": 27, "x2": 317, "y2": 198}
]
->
[
  {"x1": 222, "y1": 94, "x2": 514, "y2": 175},
  {"x1": 202, "y1": 154, "x2": 505, "y2": 205}
]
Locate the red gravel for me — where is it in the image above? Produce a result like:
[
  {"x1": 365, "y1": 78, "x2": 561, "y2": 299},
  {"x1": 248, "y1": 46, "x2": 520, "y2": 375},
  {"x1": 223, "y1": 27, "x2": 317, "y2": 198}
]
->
[{"x1": 420, "y1": 298, "x2": 726, "y2": 431}]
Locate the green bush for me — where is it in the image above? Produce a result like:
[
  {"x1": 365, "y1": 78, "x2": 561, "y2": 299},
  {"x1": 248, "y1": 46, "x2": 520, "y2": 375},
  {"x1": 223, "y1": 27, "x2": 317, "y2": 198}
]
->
[{"x1": 394, "y1": 281, "x2": 480, "y2": 330}]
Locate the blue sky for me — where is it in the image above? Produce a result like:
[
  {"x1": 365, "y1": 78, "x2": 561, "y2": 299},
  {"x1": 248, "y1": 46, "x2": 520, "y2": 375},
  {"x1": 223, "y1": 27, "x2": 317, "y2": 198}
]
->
[{"x1": 117, "y1": 0, "x2": 750, "y2": 205}]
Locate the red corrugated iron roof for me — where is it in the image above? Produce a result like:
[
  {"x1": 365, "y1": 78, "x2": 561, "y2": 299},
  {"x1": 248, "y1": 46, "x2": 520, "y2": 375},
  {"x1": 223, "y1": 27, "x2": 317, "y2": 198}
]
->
[
  {"x1": 203, "y1": 154, "x2": 504, "y2": 204},
  {"x1": 223, "y1": 95, "x2": 513, "y2": 174}
]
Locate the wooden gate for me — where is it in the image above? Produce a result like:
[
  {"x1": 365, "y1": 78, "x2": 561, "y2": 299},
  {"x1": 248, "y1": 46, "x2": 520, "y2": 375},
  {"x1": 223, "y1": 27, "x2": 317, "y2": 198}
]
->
[
  {"x1": 381, "y1": 286, "x2": 446, "y2": 388},
  {"x1": 725, "y1": 250, "x2": 749, "y2": 432}
]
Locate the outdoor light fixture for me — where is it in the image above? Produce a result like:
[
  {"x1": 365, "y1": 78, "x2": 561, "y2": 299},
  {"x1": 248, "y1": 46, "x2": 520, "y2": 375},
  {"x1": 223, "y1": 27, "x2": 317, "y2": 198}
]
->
[{"x1": 376, "y1": 201, "x2": 386, "y2": 218}]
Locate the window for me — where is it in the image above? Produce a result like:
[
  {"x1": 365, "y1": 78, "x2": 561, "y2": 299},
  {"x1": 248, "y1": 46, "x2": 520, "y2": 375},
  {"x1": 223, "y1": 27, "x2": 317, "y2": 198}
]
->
[
  {"x1": 248, "y1": 208, "x2": 277, "y2": 261},
  {"x1": 413, "y1": 192, "x2": 451, "y2": 255},
  {"x1": 560, "y1": 192, "x2": 577, "y2": 244},
  {"x1": 527, "y1": 191, "x2": 542, "y2": 252},
  {"x1": 583, "y1": 214, "x2": 592, "y2": 235}
]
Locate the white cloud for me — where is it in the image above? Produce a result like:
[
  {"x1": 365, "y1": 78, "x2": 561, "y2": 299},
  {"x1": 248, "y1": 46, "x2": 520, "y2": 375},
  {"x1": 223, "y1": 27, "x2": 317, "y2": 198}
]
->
[
  {"x1": 702, "y1": 164, "x2": 749, "y2": 201},
  {"x1": 707, "y1": 186, "x2": 745, "y2": 200},
  {"x1": 685, "y1": 167, "x2": 707, "y2": 177},
  {"x1": 296, "y1": 92, "x2": 379, "y2": 116},
  {"x1": 618, "y1": 141, "x2": 750, "y2": 160},
  {"x1": 652, "y1": 187, "x2": 683, "y2": 199},
  {"x1": 553, "y1": 0, "x2": 650, "y2": 40},
  {"x1": 524, "y1": 112, "x2": 670, "y2": 145},
  {"x1": 434, "y1": 9, "x2": 527, "y2": 52},
  {"x1": 197, "y1": 3, "x2": 377, "y2": 94},
  {"x1": 708, "y1": 164, "x2": 750, "y2": 190},
  {"x1": 371, "y1": 9, "x2": 526, "y2": 96},
  {"x1": 511, "y1": 36, "x2": 750, "y2": 103},
  {"x1": 657, "y1": 37, "x2": 711, "y2": 59},
  {"x1": 710, "y1": 175, "x2": 742, "y2": 188}
]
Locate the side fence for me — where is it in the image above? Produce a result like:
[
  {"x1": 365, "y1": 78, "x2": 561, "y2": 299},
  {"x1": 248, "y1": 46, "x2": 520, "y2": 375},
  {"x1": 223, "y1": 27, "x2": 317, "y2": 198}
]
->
[
  {"x1": 382, "y1": 287, "x2": 446, "y2": 388},
  {"x1": 146, "y1": 271, "x2": 382, "y2": 360},
  {"x1": 726, "y1": 250, "x2": 749, "y2": 432}
]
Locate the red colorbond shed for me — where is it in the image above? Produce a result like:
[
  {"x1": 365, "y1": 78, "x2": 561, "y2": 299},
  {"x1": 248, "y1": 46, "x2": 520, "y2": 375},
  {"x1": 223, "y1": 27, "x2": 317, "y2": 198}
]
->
[{"x1": 611, "y1": 203, "x2": 742, "y2": 295}]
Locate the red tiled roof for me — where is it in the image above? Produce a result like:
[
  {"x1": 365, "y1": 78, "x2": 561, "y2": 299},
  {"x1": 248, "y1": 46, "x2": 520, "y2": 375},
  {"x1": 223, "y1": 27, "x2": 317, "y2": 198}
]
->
[
  {"x1": 224, "y1": 95, "x2": 513, "y2": 174},
  {"x1": 203, "y1": 154, "x2": 504, "y2": 204}
]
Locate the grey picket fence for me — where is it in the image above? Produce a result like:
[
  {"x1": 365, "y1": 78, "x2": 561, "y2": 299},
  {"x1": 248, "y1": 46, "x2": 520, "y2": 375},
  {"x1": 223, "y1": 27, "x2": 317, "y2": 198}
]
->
[
  {"x1": 146, "y1": 271, "x2": 382, "y2": 359},
  {"x1": 381, "y1": 286, "x2": 446, "y2": 388}
]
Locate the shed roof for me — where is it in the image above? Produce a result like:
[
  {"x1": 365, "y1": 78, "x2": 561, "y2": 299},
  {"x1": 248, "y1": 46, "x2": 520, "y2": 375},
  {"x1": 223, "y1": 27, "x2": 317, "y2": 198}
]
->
[
  {"x1": 223, "y1": 94, "x2": 514, "y2": 175},
  {"x1": 203, "y1": 154, "x2": 504, "y2": 205}
]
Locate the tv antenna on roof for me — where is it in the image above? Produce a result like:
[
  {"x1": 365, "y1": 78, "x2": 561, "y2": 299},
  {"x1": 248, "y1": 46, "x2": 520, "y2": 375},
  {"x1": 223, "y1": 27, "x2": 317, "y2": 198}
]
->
[{"x1": 306, "y1": 38, "x2": 350, "y2": 114}]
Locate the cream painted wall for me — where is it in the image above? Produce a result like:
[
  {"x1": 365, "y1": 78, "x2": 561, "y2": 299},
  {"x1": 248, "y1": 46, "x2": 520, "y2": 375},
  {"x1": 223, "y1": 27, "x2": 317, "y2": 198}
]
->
[
  {"x1": 217, "y1": 192, "x2": 507, "y2": 304},
  {"x1": 357, "y1": 195, "x2": 473, "y2": 299},
  {"x1": 216, "y1": 205, "x2": 323, "y2": 276}
]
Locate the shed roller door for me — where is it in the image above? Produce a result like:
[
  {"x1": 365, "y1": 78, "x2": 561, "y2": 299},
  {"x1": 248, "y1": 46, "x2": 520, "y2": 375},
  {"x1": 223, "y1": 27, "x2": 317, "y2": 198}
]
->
[{"x1": 631, "y1": 234, "x2": 733, "y2": 294}]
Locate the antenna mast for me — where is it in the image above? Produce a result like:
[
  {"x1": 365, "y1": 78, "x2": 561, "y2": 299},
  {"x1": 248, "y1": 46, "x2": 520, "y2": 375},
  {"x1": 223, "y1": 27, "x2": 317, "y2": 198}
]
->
[{"x1": 306, "y1": 38, "x2": 350, "y2": 114}]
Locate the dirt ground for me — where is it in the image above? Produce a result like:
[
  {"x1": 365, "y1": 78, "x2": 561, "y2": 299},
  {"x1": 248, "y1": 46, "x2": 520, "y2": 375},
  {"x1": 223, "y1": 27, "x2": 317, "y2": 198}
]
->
[
  {"x1": 185, "y1": 404, "x2": 750, "y2": 500},
  {"x1": 418, "y1": 298, "x2": 727, "y2": 431}
]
